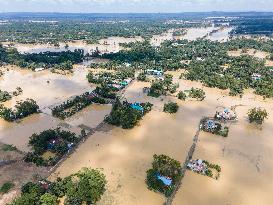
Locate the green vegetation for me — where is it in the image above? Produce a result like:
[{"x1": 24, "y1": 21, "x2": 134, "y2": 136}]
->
[
  {"x1": 10, "y1": 167, "x2": 106, "y2": 205},
  {"x1": 177, "y1": 91, "x2": 187, "y2": 101},
  {"x1": 0, "y1": 99, "x2": 39, "y2": 122},
  {"x1": 51, "y1": 92, "x2": 106, "y2": 119},
  {"x1": 148, "y1": 74, "x2": 178, "y2": 98},
  {"x1": 0, "y1": 44, "x2": 84, "y2": 71},
  {"x1": 0, "y1": 182, "x2": 15, "y2": 194},
  {"x1": 188, "y1": 88, "x2": 206, "y2": 101},
  {"x1": 201, "y1": 118, "x2": 229, "y2": 137},
  {"x1": 1, "y1": 144, "x2": 18, "y2": 152},
  {"x1": 105, "y1": 99, "x2": 153, "y2": 129},
  {"x1": 137, "y1": 72, "x2": 148, "y2": 82},
  {"x1": 247, "y1": 107, "x2": 268, "y2": 124},
  {"x1": 146, "y1": 154, "x2": 182, "y2": 197},
  {"x1": 163, "y1": 102, "x2": 179, "y2": 114},
  {"x1": 0, "y1": 90, "x2": 12, "y2": 102},
  {"x1": 24, "y1": 128, "x2": 80, "y2": 166}
]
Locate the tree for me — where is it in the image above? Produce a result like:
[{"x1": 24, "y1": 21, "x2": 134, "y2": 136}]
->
[
  {"x1": 177, "y1": 91, "x2": 187, "y2": 100},
  {"x1": 247, "y1": 107, "x2": 268, "y2": 124},
  {"x1": 65, "y1": 168, "x2": 107, "y2": 205},
  {"x1": 39, "y1": 193, "x2": 58, "y2": 205},
  {"x1": 163, "y1": 102, "x2": 179, "y2": 114}
]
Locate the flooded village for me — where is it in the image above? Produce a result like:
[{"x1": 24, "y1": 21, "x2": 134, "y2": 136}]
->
[{"x1": 0, "y1": 12, "x2": 273, "y2": 205}]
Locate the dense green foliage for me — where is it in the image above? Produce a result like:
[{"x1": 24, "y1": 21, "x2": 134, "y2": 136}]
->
[
  {"x1": 10, "y1": 168, "x2": 106, "y2": 205},
  {"x1": 105, "y1": 99, "x2": 153, "y2": 129},
  {"x1": 24, "y1": 128, "x2": 80, "y2": 166},
  {"x1": 52, "y1": 92, "x2": 106, "y2": 119},
  {"x1": 0, "y1": 44, "x2": 84, "y2": 70},
  {"x1": 247, "y1": 107, "x2": 268, "y2": 124},
  {"x1": 101, "y1": 38, "x2": 272, "y2": 98},
  {"x1": 0, "y1": 182, "x2": 15, "y2": 194},
  {"x1": 0, "y1": 90, "x2": 12, "y2": 102},
  {"x1": 177, "y1": 91, "x2": 187, "y2": 100},
  {"x1": 0, "y1": 99, "x2": 39, "y2": 122},
  {"x1": 163, "y1": 102, "x2": 179, "y2": 114},
  {"x1": 146, "y1": 154, "x2": 182, "y2": 197},
  {"x1": 148, "y1": 74, "x2": 178, "y2": 98},
  {"x1": 188, "y1": 88, "x2": 206, "y2": 101}
]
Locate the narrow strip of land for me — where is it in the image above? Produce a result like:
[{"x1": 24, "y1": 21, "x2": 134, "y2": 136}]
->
[{"x1": 165, "y1": 120, "x2": 202, "y2": 205}]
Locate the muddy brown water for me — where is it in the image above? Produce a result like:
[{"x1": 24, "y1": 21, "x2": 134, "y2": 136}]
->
[{"x1": 0, "y1": 65, "x2": 109, "y2": 152}]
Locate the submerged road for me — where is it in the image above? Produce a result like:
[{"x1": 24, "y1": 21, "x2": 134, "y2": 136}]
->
[{"x1": 165, "y1": 119, "x2": 202, "y2": 205}]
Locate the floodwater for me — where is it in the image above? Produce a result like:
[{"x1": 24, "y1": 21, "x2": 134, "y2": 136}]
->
[
  {"x1": 8, "y1": 36, "x2": 143, "y2": 55},
  {"x1": 181, "y1": 27, "x2": 215, "y2": 41},
  {"x1": 51, "y1": 69, "x2": 273, "y2": 205},
  {"x1": 0, "y1": 65, "x2": 109, "y2": 151},
  {"x1": 206, "y1": 27, "x2": 233, "y2": 42}
]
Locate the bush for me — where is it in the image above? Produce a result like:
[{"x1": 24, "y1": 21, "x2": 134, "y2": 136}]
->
[
  {"x1": 188, "y1": 88, "x2": 206, "y2": 101},
  {"x1": 163, "y1": 102, "x2": 179, "y2": 114},
  {"x1": 0, "y1": 182, "x2": 14, "y2": 194},
  {"x1": 137, "y1": 72, "x2": 147, "y2": 81},
  {"x1": 177, "y1": 91, "x2": 187, "y2": 100},
  {"x1": 248, "y1": 107, "x2": 268, "y2": 124}
]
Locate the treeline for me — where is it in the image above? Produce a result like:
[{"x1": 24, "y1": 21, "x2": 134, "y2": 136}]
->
[
  {"x1": 0, "y1": 99, "x2": 39, "y2": 122},
  {"x1": 0, "y1": 20, "x2": 199, "y2": 44},
  {"x1": 0, "y1": 44, "x2": 84, "y2": 70},
  {"x1": 231, "y1": 18, "x2": 273, "y2": 35},
  {"x1": 9, "y1": 167, "x2": 106, "y2": 205},
  {"x1": 99, "y1": 39, "x2": 273, "y2": 98}
]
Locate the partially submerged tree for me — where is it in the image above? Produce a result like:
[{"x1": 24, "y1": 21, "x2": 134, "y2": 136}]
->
[
  {"x1": 247, "y1": 107, "x2": 268, "y2": 124},
  {"x1": 163, "y1": 102, "x2": 179, "y2": 114}
]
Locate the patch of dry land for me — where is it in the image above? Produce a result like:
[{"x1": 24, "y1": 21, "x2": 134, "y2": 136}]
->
[{"x1": 49, "y1": 71, "x2": 273, "y2": 205}]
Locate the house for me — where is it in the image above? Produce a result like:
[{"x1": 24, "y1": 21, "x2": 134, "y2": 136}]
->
[
  {"x1": 156, "y1": 173, "x2": 172, "y2": 186},
  {"x1": 145, "y1": 69, "x2": 163, "y2": 76},
  {"x1": 35, "y1": 67, "x2": 45, "y2": 72}
]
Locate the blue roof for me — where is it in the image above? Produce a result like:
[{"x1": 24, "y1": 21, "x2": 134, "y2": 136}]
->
[
  {"x1": 131, "y1": 104, "x2": 144, "y2": 111},
  {"x1": 156, "y1": 174, "x2": 172, "y2": 186}
]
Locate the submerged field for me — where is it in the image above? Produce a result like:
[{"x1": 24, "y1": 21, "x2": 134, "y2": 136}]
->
[
  {"x1": 50, "y1": 72, "x2": 273, "y2": 205},
  {"x1": 0, "y1": 24, "x2": 273, "y2": 204}
]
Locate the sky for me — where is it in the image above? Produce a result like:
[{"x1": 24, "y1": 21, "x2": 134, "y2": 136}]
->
[{"x1": 0, "y1": 0, "x2": 273, "y2": 13}]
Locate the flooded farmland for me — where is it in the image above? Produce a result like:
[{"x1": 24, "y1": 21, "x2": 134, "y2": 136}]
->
[
  {"x1": 50, "y1": 69, "x2": 273, "y2": 205},
  {"x1": 1, "y1": 24, "x2": 273, "y2": 205}
]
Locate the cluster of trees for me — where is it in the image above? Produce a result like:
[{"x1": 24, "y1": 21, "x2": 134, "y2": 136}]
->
[
  {"x1": 10, "y1": 167, "x2": 106, "y2": 205},
  {"x1": 247, "y1": 107, "x2": 268, "y2": 124},
  {"x1": 148, "y1": 74, "x2": 178, "y2": 98},
  {"x1": 87, "y1": 69, "x2": 134, "y2": 85},
  {"x1": 163, "y1": 102, "x2": 179, "y2": 114},
  {"x1": 201, "y1": 118, "x2": 229, "y2": 137},
  {"x1": 51, "y1": 92, "x2": 106, "y2": 119},
  {"x1": 230, "y1": 18, "x2": 273, "y2": 36},
  {"x1": 0, "y1": 90, "x2": 12, "y2": 102},
  {"x1": 188, "y1": 88, "x2": 206, "y2": 101},
  {"x1": 203, "y1": 160, "x2": 221, "y2": 179},
  {"x1": 0, "y1": 182, "x2": 15, "y2": 194},
  {"x1": 100, "y1": 37, "x2": 272, "y2": 98},
  {"x1": 0, "y1": 99, "x2": 39, "y2": 122},
  {"x1": 0, "y1": 87, "x2": 23, "y2": 103},
  {"x1": 24, "y1": 128, "x2": 80, "y2": 166},
  {"x1": 105, "y1": 99, "x2": 153, "y2": 129},
  {"x1": 0, "y1": 18, "x2": 197, "y2": 44},
  {"x1": 0, "y1": 44, "x2": 84, "y2": 71},
  {"x1": 146, "y1": 154, "x2": 182, "y2": 197}
]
